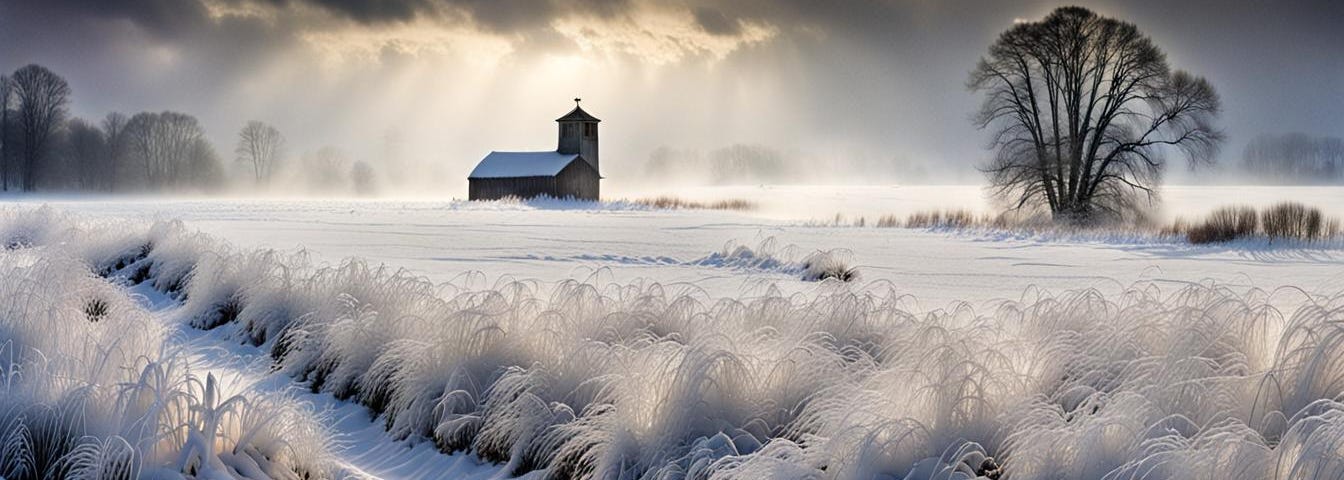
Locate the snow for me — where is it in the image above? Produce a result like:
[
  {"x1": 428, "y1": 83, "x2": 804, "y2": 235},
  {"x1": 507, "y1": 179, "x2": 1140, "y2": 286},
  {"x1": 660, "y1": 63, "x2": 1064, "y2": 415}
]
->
[
  {"x1": 468, "y1": 151, "x2": 583, "y2": 179},
  {"x1": 18, "y1": 186, "x2": 1344, "y2": 308},
  {"x1": 5, "y1": 185, "x2": 1344, "y2": 479}
]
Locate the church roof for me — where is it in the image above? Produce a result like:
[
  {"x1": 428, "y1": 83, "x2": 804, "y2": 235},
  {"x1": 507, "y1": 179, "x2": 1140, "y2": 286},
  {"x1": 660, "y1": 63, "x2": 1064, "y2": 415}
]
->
[
  {"x1": 469, "y1": 151, "x2": 584, "y2": 179},
  {"x1": 556, "y1": 105, "x2": 601, "y2": 123}
]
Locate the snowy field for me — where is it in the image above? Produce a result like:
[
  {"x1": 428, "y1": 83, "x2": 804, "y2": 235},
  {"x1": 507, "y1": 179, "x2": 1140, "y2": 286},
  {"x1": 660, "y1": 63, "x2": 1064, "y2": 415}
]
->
[
  {"x1": 4, "y1": 185, "x2": 1344, "y2": 479},
  {"x1": 17, "y1": 185, "x2": 1344, "y2": 307}
]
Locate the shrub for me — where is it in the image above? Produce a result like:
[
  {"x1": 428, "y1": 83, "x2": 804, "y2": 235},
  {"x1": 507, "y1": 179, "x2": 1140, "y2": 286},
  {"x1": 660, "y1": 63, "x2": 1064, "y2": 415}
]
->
[
  {"x1": 1186, "y1": 205, "x2": 1258, "y2": 244},
  {"x1": 1262, "y1": 202, "x2": 1325, "y2": 242}
]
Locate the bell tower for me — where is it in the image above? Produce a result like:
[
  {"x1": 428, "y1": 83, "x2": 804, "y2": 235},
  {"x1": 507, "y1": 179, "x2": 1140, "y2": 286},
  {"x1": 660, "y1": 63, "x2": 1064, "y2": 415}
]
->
[{"x1": 556, "y1": 98, "x2": 600, "y2": 173}]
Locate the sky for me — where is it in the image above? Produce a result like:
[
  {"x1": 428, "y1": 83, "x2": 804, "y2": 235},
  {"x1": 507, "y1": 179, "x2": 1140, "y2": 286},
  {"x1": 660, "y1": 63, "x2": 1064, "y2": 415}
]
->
[{"x1": 1, "y1": 0, "x2": 1340, "y2": 191}]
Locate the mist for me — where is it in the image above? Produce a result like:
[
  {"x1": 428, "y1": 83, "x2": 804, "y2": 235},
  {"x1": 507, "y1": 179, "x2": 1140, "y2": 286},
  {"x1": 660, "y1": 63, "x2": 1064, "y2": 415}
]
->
[{"x1": 1, "y1": 0, "x2": 1340, "y2": 197}]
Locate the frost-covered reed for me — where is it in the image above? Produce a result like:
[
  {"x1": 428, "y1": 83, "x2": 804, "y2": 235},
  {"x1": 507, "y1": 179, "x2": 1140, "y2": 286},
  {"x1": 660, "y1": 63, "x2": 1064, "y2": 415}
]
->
[
  {"x1": 8, "y1": 207, "x2": 1344, "y2": 479},
  {"x1": 0, "y1": 209, "x2": 333, "y2": 479}
]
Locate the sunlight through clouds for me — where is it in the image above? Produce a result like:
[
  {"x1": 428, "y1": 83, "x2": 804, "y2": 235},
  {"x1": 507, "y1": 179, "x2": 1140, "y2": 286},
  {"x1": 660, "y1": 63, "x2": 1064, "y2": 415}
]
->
[{"x1": 552, "y1": 8, "x2": 778, "y2": 65}]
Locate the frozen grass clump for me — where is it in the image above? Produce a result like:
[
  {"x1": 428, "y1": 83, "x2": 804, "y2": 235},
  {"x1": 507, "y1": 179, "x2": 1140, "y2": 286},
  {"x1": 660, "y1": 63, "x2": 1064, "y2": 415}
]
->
[
  {"x1": 0, "y1": 205, "x2": 74, "y2": 249},
  {"x1": 798, "y1": 250, "x2": 859, "y2": 282},
  {"x1": 0, "y1": 212, "x2": 335, "y2": 479},
  {"x1": 697, "y1": 237, "x2": 859, "y2": 282}
]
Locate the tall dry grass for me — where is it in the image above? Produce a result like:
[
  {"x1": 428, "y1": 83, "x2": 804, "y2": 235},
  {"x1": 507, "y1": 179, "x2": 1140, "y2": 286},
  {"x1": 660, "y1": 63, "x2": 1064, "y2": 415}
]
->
[
  {"x1": 631, "y1": 196, "x2": 756, "y2": 211},
  {"x1": 878, "y1": 204, "x2": 1342, "y2": 247}
]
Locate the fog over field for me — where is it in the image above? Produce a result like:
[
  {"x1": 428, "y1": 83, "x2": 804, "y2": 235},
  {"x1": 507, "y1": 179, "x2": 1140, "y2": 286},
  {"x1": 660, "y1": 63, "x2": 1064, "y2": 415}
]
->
[{"x1": 2, "y1": 0, "x2": 1341, "y2": 193}]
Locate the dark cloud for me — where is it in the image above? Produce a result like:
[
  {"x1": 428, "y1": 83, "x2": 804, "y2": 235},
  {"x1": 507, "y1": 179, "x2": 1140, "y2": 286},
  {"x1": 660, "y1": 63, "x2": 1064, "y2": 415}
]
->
[
  {"x1": 256, "y1": 0, "x2": 632, "y2": 31},
  {"x1": 304, "y1": 0, "x2": 432, "y2": 23},
  {"x1": 692, "y1": 7, "x2": 740, "y2": 36},
  {"x1": 4, "y1": 0, "x2": 214, "y2": 39},
  {"x1": 0, "y1": 0, "x2": 1340, "y2": 184}
]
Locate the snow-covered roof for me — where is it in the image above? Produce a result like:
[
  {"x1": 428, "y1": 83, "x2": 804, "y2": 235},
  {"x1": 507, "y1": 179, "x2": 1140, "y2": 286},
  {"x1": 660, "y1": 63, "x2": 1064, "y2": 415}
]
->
[{"x1": 469, "y1": 151, "x2": 583, "y2": 179}]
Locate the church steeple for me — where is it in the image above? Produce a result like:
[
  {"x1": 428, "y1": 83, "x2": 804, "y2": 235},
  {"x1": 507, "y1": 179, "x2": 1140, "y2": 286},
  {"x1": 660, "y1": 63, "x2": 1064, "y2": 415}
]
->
[{"x1": 557, "y1": 98, "x2": 600, "y2": 173}]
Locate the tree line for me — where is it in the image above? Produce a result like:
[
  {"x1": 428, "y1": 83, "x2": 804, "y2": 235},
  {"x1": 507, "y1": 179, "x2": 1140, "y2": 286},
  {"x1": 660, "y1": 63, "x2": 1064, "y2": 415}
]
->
[
  {"x1": 0, "y1": 64, "x2": 378, "y2": 194},
  {"x1": 1240, "y1": 133, "x2": 1344, "y2": 184}
]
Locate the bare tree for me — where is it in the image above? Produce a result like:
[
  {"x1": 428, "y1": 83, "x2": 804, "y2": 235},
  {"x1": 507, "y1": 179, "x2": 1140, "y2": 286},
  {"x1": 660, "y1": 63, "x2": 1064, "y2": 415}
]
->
[
  {"x1": 351, "y1": 160, "x2": 377, "y2": 195},
  {"x1": 0, "y1": 75, "x2": 11, "y2": 191},
  {"x1": 969, "y1": 7, "x2": 1223, "y2": 221},
  {"x1": 10, "y1": 64, "x2": 72, "y2": 191},
  {"x1": 125, "y1": 111, "x2": 219, "y2": 189},
  {"x1": 102, "y1": 112, "x2": 129, "y2": 191},
  {"x1": 124, "y1": 112, "x2": 158, "y2": 187},
  {"x1": 235, "y1": 120, "x2": 284, "y2": 184},
  {"x1": 303, "y1": 146, "x2": 350, "y2": 192},
  {"x1": 63, "y1": 118, "x2": 107, "y2": 190}
]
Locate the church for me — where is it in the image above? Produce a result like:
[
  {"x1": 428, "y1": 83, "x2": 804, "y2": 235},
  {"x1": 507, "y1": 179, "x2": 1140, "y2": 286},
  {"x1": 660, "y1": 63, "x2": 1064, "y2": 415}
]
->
[{"x1": 468, "y1": 100, "x2": 602, "y2": 201}]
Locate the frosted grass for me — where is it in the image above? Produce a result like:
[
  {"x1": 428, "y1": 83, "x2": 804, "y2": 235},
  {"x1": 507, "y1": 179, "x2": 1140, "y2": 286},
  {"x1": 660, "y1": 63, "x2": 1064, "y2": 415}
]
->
[
  {"x1": 6, "y1": 207, "x2": 1344, "y2": 479},
  {"x1": 0, "y1": 210, "x2": 333, "y2": 479}
]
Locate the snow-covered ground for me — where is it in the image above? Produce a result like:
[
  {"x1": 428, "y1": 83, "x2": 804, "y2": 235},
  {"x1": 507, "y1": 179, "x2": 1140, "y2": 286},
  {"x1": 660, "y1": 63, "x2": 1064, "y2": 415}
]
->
[
  {"x1": 18, "y1": 185, "x2": 1344, "y2": 308},
  {"x1": 4, "y1": 185, "x2": 1344, "y2": 479}
]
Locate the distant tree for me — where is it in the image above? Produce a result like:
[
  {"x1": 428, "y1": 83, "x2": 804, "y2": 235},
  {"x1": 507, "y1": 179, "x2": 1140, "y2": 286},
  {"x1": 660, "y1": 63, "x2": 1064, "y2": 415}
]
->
[
  {"x1": 1241, "y1": 133, "x2": 1344, "y2": 184},
  {"x1": 10, "y1": 64, "x2": 72, "y2": 191},
  {"x1": 125, "y1": 111, "x2": 219, "y2": 189},
  {"x1": 185, "y1": 137, "x2": 224, "y2": 189},
  {"x1": 124, "y1": 112, "x2": 157, "y2": 187},
  {"x1": 969, "y1": 7, "x2": 1223, "y2": 221},
  {"x1": 63, "y1": 118, "x2": 107, "y2": 190},
  {"x1": 351, "y1": 161, "x2": 377, "y2": 195},
  {"x1": 0, "y1": 75, "x2": 11, "y2": 191},
  {"x1": 235, "y1": 120, "x2": 284, "y2": 184},
  {"x1": 303, "y1": 146, "x2": 349, "y2": 192},
  {"x1": 707, "y1": 144, "x2": 793, "y2": 184},
  {"x1": 102, "y1": 112, "x2": 129, "y2": 191}
]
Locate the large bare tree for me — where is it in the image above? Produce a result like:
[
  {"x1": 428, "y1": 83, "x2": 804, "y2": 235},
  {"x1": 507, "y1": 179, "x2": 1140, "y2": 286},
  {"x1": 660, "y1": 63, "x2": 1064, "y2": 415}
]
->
[
  {"x1": 10, "y1": 64, "x2": 72, "y2": 191},
  {"x1": 235, "y1": 120, "x2": 284, "y2": 184},
  {"x1": 969, "y1": 7, "x2": 1222, "y2": 220}
]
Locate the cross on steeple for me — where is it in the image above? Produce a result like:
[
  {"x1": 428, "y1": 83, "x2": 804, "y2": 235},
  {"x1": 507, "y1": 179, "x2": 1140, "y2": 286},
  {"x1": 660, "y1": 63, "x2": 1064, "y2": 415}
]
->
[{"x1": 574, "y1": 97, "x2": 582, "y2": 106}]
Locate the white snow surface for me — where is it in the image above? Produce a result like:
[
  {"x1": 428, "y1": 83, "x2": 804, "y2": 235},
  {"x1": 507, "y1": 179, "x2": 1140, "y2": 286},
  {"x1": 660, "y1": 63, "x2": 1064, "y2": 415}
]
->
[
  {"x1": 17, "y1": 185, "x2": 1344, "y2": 308},
  {"x1": 469, "y1": 151, "x2": 583, "y2": 179}
]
